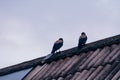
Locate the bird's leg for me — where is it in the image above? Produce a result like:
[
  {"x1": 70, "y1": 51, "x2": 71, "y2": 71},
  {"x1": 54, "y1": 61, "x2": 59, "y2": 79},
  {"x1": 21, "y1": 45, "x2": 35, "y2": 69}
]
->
[
  {"x1": 58, "y1": 49, "x2": 61, "y2": 53},
  {"x1": 55, "y1": 49, "x2": 62, "y2": 54},
  {"x1": 54, "y1": 51, "x2": 56, "y2": 54}
]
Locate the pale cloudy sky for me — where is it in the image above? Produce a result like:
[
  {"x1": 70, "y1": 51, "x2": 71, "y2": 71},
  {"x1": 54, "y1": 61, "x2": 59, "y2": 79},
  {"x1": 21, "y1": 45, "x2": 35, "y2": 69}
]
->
[{"x1": 0, "y1": 0, "x2": 120, "y2": 68}]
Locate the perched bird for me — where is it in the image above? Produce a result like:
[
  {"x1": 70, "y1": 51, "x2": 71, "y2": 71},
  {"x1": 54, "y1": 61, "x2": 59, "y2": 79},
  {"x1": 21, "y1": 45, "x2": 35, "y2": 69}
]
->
[
  {"x1": 51, "y1": 38, "x2": 63, "y2": 54},
  {"x1": 78, "y1": 32, "x2": 87, "y2": 49}
]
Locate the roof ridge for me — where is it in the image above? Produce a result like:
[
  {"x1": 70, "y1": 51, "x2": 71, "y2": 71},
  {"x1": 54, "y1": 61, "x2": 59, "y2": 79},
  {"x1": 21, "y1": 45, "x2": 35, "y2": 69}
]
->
[
  {"x1": 0, "y1": 34, "x2": 120, "y2": 76},
  {"x1": 45, "y1": 34, "x2": 120, "y2": 63}
]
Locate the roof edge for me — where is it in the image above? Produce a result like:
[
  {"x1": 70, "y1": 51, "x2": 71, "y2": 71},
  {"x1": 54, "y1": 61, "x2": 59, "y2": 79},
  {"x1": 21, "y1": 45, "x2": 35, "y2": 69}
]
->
[
  {"x1": 0, "y1": 34, "x2": 120, "y2": 76},
  {"x1": 0, "y1": 57, "x2": 45, "y2": 76}
]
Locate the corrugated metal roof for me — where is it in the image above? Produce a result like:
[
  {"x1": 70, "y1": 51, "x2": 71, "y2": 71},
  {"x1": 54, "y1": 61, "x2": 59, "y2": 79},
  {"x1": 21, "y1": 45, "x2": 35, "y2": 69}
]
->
[{"x1": 23, "y1": 35, "x2": 120, "y2": 80}]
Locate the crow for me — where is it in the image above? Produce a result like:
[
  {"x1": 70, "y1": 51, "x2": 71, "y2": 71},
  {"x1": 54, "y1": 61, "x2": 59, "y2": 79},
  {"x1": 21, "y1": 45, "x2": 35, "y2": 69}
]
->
[
  {"x1": 78, "y1": 32, "x2": 87, "y2": 49},
  {"x1": 51, "y1": 38, "x2": 63, "y2": 54}
]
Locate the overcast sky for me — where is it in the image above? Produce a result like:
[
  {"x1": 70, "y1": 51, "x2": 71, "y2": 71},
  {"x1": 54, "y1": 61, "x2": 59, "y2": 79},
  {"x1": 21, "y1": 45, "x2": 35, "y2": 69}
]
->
[{"x1": 0, "y1": 0, "x2": 120, "y2": 68}]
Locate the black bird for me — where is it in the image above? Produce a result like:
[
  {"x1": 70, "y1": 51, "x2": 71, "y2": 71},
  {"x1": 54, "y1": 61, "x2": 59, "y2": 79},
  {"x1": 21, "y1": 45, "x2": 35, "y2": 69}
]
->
[
  {"x1": 78, "y1": 32, "x2": 87, "y2": 49},
  {"x1": 51, "y1": 38, "x2": 63, "y2": 54}
]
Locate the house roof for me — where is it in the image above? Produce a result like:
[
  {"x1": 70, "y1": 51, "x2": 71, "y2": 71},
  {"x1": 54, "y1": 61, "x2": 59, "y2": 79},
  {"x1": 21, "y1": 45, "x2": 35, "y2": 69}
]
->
[
  {"x1": 0, "y1": 56, "x2": 45, "y2": 76},
  {"x1": 23, "y1": 34, "x2": 120, "y2": 80}
]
